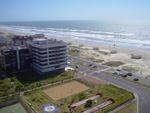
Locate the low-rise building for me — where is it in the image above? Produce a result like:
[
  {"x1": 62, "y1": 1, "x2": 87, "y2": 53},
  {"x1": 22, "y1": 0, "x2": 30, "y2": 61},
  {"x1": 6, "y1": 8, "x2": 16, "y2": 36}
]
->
[
  {"x1": 11, "y1": 34, "x2": 45, "y2": 46},
  {"x1": 11, "y1": 35, "x2": 33, "y2": 46}
]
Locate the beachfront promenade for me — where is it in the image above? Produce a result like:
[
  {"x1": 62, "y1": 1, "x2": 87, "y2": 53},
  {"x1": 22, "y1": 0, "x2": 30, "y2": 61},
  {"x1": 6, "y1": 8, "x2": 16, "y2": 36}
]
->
[{"x1": 68, "y1": 55, "x2": 150, "y2": 113}]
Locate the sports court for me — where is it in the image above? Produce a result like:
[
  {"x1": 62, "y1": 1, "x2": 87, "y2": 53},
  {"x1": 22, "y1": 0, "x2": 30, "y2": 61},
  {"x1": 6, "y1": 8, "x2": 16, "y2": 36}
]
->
[
  {"x1": 43, "y1": 81, "x2": 89, "y2": 100},
  {"x1": 0, "y1": 103, "x2": 26, "y2": 113},
  {"x1": 39, "y1": 103, "x2": 60, "y2": 113}
]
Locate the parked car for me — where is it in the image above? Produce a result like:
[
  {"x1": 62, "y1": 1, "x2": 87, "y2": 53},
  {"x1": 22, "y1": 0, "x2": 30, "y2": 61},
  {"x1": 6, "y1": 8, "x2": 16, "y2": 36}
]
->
[
  {"x1": 116, "y1": 69, "x2": 121, "y2": 71},
  {"x1": 88, "y1": 64, "x2": 92, "y2": 66},
  {"x1": 126, "y1": 73, "x2": 132, "y2": 76},
  {"x1": 133, "y1": 78, "x2": 139, "y2": 81},
  {"x1": 119, "y1": 73, "x2": 123, "y2": 76},
  {"x1": 122, "y1": 75, "x2": 127, "y2": 77},
  {"x1": 92, "y1": 66, "x2": 97, "y2": 68},
  {"x1": 76, "y1": 65, "x2": 79, "y2": 68},
  {"x1": 67, "y1": 62, "x2": 71, "y2": 66},
  {"x1": 112, "y1": 71, "x2": 120, "y2": 75}
]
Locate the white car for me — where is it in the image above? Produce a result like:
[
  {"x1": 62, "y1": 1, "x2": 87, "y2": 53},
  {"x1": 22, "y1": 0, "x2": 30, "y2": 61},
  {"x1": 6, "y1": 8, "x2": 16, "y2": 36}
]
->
[
  {"x1": 112, "y1": 71, "x2": 121, "y2": 75},
  {"x1": 67, "y1": 62, "x2": 71, "y2": 66}
]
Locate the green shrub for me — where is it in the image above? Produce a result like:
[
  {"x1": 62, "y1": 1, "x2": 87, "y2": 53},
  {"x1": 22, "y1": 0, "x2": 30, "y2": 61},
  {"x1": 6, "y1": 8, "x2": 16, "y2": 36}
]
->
[
  {"x1": 103, "y1": 61, "x2": 125, "y2": 67},
  {"x1": 85, "y1": 100, "x2": 93, "y2": 108}
]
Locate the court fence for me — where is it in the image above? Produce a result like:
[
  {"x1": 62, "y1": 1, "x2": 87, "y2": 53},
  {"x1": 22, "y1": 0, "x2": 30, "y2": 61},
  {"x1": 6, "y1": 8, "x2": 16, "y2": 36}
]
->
[
  {"x1": 0, "y1": 96, "x2": 20, "y2": 108},
  {"x1": 0, "y1": 96, "x2": 33, "y2": 113}
]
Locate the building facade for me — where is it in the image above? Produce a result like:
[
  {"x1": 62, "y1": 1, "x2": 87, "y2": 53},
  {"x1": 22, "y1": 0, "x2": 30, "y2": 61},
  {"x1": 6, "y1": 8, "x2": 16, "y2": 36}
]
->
[
  {"x1": 27, "y1": 38, "x2": 67, "y2": 74},
  {"x1": 0, "y1": 45, "x2": 31, "y2": 74}
]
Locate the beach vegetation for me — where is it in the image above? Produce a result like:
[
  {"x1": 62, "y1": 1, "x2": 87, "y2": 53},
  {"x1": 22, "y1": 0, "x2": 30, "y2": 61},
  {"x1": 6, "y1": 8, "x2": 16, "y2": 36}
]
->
[
  {"x1": 121, "y1": 66, "x2": 138, "y2": 73},
  {"x1": 111, "y1": 50, "x2": 117, "y2": 54},
  {"x1": 93, "y1": 47, "x2": 99, "y2": 50},
  {"x1": 68, "y1": 48, "x2": 80, "y2": 57},
  {"x1": 103, "y1": 61, "x2": 125, "y2": 67},
  {"x1": 98, "y1": 50, "x2": 109, "y2": 55},
  {"x1": 86, "y1": 57, "x2": 104, "y2": 63}
]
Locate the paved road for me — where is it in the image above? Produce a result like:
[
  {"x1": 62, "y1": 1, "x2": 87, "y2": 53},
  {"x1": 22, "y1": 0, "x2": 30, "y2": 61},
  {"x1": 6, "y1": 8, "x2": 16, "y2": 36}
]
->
[
  {"x1": 68, "y1": 55, "x2": 150, "y2": 85},
  {"x1": 68, "y1": 55, "x2": 150, "y2": 113}
]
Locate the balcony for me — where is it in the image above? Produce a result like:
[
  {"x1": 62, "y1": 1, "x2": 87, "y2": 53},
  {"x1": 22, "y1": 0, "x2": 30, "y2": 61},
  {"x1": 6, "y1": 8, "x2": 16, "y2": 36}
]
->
[
  {"x1": 32, "y1": 62, "x2": 49, "y2": 68},
  {"x1": 33, "y1": 59, "x2": 39, "y2": 63},
  {"x1": 32, "y1": 48, "x2": 38, "y2": 51},
  {"x1": 49, "y1": 54, "x2": 66, "y2": 59},
  {"x1": 32, "y1": 51, "x2": 47, "y2": 56},
  {"x1": 49, "y1": 47, "x2": 66, "y2": 52}
]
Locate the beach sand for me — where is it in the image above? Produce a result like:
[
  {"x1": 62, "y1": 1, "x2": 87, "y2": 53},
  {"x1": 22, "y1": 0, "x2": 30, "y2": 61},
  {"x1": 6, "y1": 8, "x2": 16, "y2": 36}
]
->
[{"x1": 0, "y1": 30, "x2": 150, "y2": 77}]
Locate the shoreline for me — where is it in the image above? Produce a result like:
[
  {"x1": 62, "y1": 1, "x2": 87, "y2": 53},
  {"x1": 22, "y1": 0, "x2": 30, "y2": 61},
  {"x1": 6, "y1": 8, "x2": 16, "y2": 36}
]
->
[
  {"x1": 0, "y1": 26, "x2": 150, "y2": 52},
  {"x1": 1, "y1": 28, "x2": 150, "y2": 53},
  {"x1": 0, "y1": 29, "x2": 150, "y2": 77}
]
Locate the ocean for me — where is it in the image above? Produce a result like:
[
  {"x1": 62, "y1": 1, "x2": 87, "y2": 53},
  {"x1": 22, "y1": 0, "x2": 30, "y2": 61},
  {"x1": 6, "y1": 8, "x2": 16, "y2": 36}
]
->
[{"x1": 0, "y1": 20, "x2": 150, "y2": 51}]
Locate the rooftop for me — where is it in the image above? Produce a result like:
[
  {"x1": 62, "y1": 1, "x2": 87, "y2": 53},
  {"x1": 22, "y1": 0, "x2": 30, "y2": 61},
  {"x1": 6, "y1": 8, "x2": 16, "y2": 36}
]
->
[
  {"x1": 27, "y1": 38, "x2": 66, "y2": 48},
  {"x1": 33, "y1": 38, "x2": 64, "y2": 45},
  {"x1": 0, "y1": 45, "x2": 28, "y2": 51}
]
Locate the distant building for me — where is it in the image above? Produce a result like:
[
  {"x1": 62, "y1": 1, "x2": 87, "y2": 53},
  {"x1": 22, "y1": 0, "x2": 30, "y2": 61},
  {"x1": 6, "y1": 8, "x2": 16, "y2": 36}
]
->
[
  {"x1": 11, "y1": 35, "x2": 33, "y2": 46},
  {"x1": 33, "y1": 34, "x2": 45, "y2": 38},
  {"x1": 0, "y1": 45, "x2": 31, "y2": 74},
  {"x1": 0, "y1": 41, "x2": 6, "y2": 48},
  {"x1": 11, "y1": 34, "x2": 45, "y2": 46},
  {"x1": 27, "y1": 38, "x2": 67, "y2": 74}
]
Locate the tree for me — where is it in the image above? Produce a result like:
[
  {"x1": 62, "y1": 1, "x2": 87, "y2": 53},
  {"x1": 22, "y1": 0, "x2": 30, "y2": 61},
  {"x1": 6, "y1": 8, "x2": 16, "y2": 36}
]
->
[
  {"x1": 1, "y1": 84, "x2": 10, "y2": 91},
  {"x1": 15, "y1": 85, "x2": 24, "y2": 92},
  {"x1": 85, "y1": 100, "x2": 93, "y2": 108}
]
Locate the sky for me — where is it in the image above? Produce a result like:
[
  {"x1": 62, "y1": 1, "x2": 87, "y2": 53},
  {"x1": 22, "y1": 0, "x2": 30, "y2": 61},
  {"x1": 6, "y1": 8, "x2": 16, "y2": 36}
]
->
[{"x1": 0, "y1": 0, "x2": 150, "y2": 22}]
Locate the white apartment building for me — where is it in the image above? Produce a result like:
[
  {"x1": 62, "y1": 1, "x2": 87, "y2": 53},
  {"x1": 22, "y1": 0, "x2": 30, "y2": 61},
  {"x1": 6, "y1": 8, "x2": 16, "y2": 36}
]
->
[{"x1": 27, "y1": 38, "x2": 67, "y2": 74}]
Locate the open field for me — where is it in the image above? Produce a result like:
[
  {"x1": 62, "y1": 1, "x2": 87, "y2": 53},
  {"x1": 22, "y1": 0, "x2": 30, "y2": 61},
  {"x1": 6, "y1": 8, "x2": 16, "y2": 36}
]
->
[
  {"x1": 0, "y1": 103, "x2": 26, "y2": 113},
  {"x1": 43, "y1": 81, "x2": 89, "y2": 100}
]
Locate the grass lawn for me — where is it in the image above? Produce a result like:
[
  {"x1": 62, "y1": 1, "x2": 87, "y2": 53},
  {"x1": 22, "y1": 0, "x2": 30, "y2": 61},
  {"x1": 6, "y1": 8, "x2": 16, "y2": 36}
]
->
[
  {"x1": 74, "y1": 62, "x2": 98, "y2": 71},
  {"x1": 16, "y1": 70, "x2": 74, "y2": 84},
  {"x1": 23, "y1": 79, "x2": 134, "y2": 113},
  {"x1": 0, "y1": 70, "x2": 75, "y2": 98},
  {"x1": 67, "y1": 58, "x2": 72, "y2": 61},
  {"x1": 115, "y1": 101, "x2": 137, "y2": 113}
]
